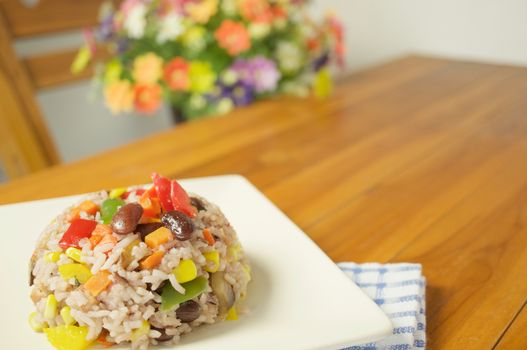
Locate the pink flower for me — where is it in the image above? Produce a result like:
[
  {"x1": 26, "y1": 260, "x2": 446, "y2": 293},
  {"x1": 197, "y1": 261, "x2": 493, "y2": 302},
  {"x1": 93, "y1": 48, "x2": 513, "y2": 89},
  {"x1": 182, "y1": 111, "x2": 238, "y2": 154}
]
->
[
  {"x1": 230, "y1": 57, "x2": 281, "y2": 93},
  {"x1": 326, "y1": 13, "x2": 345, "y2": 68}
]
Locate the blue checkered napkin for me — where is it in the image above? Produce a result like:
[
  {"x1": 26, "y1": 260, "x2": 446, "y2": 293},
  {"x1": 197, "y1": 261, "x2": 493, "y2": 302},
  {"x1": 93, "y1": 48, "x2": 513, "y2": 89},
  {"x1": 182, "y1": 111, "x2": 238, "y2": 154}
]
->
[{"x1": 338, "y1": 263, "x2": 426, "y2": 350}]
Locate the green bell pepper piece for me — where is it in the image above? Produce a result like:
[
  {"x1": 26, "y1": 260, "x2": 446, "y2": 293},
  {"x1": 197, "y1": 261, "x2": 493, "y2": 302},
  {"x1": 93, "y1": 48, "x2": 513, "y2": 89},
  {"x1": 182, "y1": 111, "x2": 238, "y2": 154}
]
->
[
  {"x1": 160, "y1": 276, "x2": 208, "y2": 311},
  {"x1": 100, "y1": 198, "x2": 125, "y2": 224}
]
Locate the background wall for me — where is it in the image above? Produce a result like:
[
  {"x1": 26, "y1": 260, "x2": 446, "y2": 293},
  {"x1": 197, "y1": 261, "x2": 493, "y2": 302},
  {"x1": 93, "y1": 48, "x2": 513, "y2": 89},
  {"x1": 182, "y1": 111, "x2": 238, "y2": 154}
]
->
[
  {"x1": 309, "y1": 0, "x2": 527, "y2": 72},
  {"x1": 11, "y1": 0, "x2": 527, "y2": 168}
]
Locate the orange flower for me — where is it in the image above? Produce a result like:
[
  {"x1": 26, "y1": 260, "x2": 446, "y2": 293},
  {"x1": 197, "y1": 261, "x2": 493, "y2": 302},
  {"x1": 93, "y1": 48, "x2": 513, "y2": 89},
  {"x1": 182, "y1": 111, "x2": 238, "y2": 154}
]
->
[
  {"x1": 214, "y1": 20, "x2": 251, "y2": 56},
  {"x1": 163, "y1": 57, "x2": 190, "y2": 90},
  {"x1": 134, "y1": 84, "x2": 162, "y2": 114},
  {"x1": 104, "y1": 80, "x2": 134, "y2": 114},
  {"x1": 238, "y1": 0, "x2": 272, "y2": 23}
]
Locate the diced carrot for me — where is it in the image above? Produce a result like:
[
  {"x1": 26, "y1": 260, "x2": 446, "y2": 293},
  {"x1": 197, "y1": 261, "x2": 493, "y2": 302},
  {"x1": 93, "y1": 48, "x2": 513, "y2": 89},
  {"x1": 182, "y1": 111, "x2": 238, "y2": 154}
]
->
[
  {"x1": 93, "y1": 224, "x2": 113, "y2": 237},
  {"x1": 139, "y1": 193, "x2": 161, "y2": 218},
  {"x1": 96, "y1": 330, "x2": 114, "y2": 347},
  {"x1": 89, "y1": 225, "x2": 112, "y2": 249},
  {"x1": 145, "y1": 227, "x2": 173, "y2": 249},
  {"x1": 68, "y1": 207, "x2": 81, "y2": 222},
  {"x1": 89, "y1": 235, "x2": 103, "y2": 248},
  {"x1": 203, "y1": 228, "x2": 215, "y2": 246},
  {"x1": 139, "y1": 216, "x2": 161, "y2": 224},
  {"x1": 79, "y1": 200, "x2": 99, "y2": 215},
  {"x1": 96, "y1": 234, "x2": 118, "y2": 253},
  {"x1": 68, "y1": 200, "x2": 99, "y2": 221},
  {"x1": 84, "y1": 270, "x2": 112, "y2": 297},
  {"x1": 140, "y1": 251, "x2": 165, "y2": 269}
]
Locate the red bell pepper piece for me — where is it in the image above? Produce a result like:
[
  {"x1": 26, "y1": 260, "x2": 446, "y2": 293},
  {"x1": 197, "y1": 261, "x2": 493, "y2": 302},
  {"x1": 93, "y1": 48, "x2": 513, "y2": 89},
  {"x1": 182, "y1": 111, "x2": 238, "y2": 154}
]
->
[
  {"x1": 152, "y1": 173, "x2": 174, "y2": 211},
  {"x1": 171, "y1": 180, "x2": 196, "y2": 217},
  {"x1": 59, "y1": 219, "x2": 98, "y2": 250},
  {"x1": 121, "y1": 188, "x2": 149, "y2": 199},
  {"x1": 146, "y1": 185, "x2": 157, "y2": 197},
  {"x1": 121, "y1": 191, "x2": 130, "y2": 199}
]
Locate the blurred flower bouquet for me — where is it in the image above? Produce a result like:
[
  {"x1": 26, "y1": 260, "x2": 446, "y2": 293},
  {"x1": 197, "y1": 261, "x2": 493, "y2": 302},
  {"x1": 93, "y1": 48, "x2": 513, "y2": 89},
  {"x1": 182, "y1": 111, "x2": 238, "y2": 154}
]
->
[{"x1": 73, "y1": 0, "x2": 344, "y2": 121}]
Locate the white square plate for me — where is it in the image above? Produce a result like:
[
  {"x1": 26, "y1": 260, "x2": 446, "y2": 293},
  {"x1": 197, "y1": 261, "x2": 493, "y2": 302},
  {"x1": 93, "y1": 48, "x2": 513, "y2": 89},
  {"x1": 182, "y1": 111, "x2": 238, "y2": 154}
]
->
[{"x1": 0, "y1": 175, "x2": 391, "y2": 349}]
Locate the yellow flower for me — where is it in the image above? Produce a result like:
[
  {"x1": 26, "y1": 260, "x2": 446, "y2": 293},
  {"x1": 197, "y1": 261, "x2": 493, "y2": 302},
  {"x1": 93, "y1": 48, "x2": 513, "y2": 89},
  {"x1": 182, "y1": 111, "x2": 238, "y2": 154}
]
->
[
  {"x1": 189, "y1": 61, "x2": 216, "y2": 93},
  {"x1": 104, "y1": 59, "x2": 122, "y2": 83},
  {"x1": 314, "y1": 68, "x2": 333, "y2": 98},
  {"x1": 104, "y1": 80, "x2": 134, "y2": 114},
  {"x1": 186, "y1": 0, "x2": 218, "y2": 24},
  {"x1": 181, "y1": 26, "x2": 207, "y2": 52},
  {"x1": 71, "y1": 45, "x2": 91, "y2": 74},
  {"x1": 132, "y1": 52, "x2": 163, "y2": 84}
]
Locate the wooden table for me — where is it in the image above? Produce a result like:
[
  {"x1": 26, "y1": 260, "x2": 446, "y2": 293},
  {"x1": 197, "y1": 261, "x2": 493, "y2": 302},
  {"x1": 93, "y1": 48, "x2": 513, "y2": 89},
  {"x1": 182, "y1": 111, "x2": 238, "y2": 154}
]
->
[{"x1": 1, "y1": 56, "x2": 526, "y2": 349}]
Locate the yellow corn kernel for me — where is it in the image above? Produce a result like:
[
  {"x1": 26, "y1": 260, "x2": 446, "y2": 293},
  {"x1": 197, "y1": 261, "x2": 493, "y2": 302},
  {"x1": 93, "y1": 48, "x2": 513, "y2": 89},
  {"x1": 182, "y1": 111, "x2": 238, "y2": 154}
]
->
[
  {"x1": 227, "y1": 243, "x2": 242, "y2": 261},
  {"x1": 173, "y1": 259, "x2": 197, "y2": 283},
  {"x1": 226, "y1": 307, "x2": 238, "y2": 321},
  {"x1": 242, "y1": 263, "x2": 252, "y2": 282},
  {"x1": 44, "y1": 252, "x2": 61, "y2": 263},
  {"x1": 58, "y1": 263, "x2": 92, "y2": 284},
  {"x1": 203, "y1": 251, "x2": 220, "y2": 273},
  {"x1": 44, "y1": 294, "x2": 58, "y2": 320},
  {"x1": 60, "y1": 306, "x2": 75, "y2": 325},
  {"x1": 130, "y1": 320, "x2": 150, "y2": 341},
  {"x1": 109, "y1": 187, "x2": 127, "y2": 199},
  {"x1": 44, "y1": 325, "x2": 93, "y2": 350},
  {"x1": 65, "y1": 247, "x2": 83, "y2": 263},
  {"x1": 29, "y1": 312, "x2": 46, "y2": 332},
  {"x1": 121, "y1": 239, "x2": 141, "y2": 268}
]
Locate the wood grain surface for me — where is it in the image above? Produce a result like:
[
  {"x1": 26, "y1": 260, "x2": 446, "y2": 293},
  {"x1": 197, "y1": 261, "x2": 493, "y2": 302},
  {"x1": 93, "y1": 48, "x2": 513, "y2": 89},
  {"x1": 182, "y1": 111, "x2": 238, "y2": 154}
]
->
[
  {"x1": 1, "y1": 56, "x2": 526, "y2": 348},
  {"x1": 0, "y1": 0, "x2": 110, "y2": 37},
  {"x1": 23, "y1": 46, "x2": 110, "y2": 89},
  {"x1": 0, "y1": 11, "x2": 59, "y2": 177}
]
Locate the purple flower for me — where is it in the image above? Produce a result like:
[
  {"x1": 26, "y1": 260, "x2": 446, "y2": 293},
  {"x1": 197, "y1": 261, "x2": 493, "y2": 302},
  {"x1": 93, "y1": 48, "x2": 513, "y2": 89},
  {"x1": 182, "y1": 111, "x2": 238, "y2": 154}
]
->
[
  {"x1": 219, "y1": 81, "x2": 254, "y2": 106},
  {"x1": 230, "y1": 56, "x2": 281, "y2": 93},
  {"x1": 116, "y1": 38, "x2": 130, "y2": 54},
  {"x1": 312, "y1": 52, "x2": 330, "y2": 72},
  {"x1": 98, "y1": 13, "x2": 115, "y2": 41}
]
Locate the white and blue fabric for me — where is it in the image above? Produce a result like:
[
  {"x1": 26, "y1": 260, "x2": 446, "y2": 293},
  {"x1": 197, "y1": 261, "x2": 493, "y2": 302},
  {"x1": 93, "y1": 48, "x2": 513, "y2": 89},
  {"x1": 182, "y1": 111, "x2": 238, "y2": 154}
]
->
[{"x1": 339, "y1": 263, "x2": 426, "y2": 350}]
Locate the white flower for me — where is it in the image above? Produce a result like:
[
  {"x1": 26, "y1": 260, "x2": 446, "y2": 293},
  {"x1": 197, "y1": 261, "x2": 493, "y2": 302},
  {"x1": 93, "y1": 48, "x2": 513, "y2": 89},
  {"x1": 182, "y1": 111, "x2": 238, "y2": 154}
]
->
[
  {"x1": 189, "y1": 94, "x2": 207, "y2": 110},
  {"x1": 276, "y1": 41, "x2": 304, "y2": 74},
  {"x1": 216, "y1": 98, "x2": 234, "y2": 114},
  {"x1": 249, "y1": 22, "x2": 271, "y2": 40},
  {"x1": 156, "y1": 11, "x2": 184, "y2": 44},
  {"x1": 221, "y1": 0, "x2": 237, "y2": 16},
  {"x1": 124, "y1": 3, "x2": 147, "y2": 39}
]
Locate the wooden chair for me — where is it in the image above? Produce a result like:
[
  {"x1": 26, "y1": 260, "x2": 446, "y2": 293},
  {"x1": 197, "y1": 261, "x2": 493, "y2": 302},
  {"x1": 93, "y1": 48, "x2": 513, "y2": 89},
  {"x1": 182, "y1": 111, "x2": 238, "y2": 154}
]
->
[{"x1": 0, "y1": 0, "x2": 110, "y2": 179}]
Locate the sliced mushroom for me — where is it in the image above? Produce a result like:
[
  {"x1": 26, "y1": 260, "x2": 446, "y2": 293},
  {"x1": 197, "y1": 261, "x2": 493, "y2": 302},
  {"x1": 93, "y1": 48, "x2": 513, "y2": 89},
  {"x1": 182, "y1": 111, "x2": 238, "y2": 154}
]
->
[
  {"x1": 210, "y1": 272, "x2": 235, "y2": 317},
  {"x1": 28, "y1": 262, "x2": 35, "y2": 286},
  {"x1": 190, "y1": 197, "x2": 206, "y2": 212}
]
